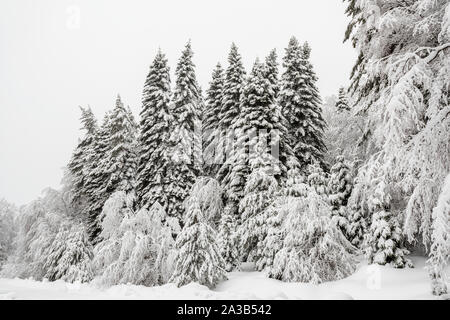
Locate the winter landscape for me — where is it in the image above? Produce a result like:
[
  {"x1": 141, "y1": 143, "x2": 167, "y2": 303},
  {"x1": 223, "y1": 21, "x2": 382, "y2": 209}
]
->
[{"x1": 0, "y1": 0, "x2": 449, "y2": 301}]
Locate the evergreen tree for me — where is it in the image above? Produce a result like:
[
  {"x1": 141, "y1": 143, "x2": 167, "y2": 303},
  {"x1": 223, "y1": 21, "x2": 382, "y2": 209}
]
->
[
  {"x1": 365, "y1": 179, "x2": 412, "y2": 268},
  {"x1": 68, "y1": 106, "x2": 98, "y2": 206},
  {"x1": 166, "y1": 42, "x2": 201, "y2": 222},
  {"x1": 170, "y1": 196, "x2": 226, "y2": 288},
  {"x1": 335, "y1": 87, "x2": 350, "y2": 112},
  {"x1": 136, "y1": 50, "x2": 173, "y2": 211},
  {"x1": 238, "y1": 138, "x2": 279, "y2": 269},
  {"x1": 44, "y1": 224, "x2": 94, "y2": 283},
  {"x1": 217, "y1": 44, "x2": 246, "y2": 186},
  {"x1": 328, "y1": 154, "x2": 353, "y2": 238},
  {"x1": 264, "y1": 49, "x2": 279, "y2": 97},
  {"x1": 84, "y1": 96, "x2": 137, "y2": 241},
  {"x1": 220, "y1": 60, "x2": 290, "y2": 214},
  {"x1": 83, "y1": 111, "x2": 113, "y2": 240},
  {"x1": 218, "y1": 204, "x2": 239, "y2": 272},
  {"x1": 307, "y1": 161, "x2": 328, "y2": 196},
  {"x1": 104, "y1": 95, "x2": 137, "y2": 194},
  {"x1": 219, "y1": 43, "x2": 246, "y2": 133},
  {"x1": 203, "y1": 63, "x2": 224, "y2": 176},
  {"x1": 280, "y1": 37, "x2": 327, "y2": 171}
]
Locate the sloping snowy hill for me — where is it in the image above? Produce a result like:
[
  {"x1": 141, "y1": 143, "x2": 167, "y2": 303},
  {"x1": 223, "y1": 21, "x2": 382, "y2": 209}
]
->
[{"x1": 0, "y1": 257, "x2": 447, "y2": 300}]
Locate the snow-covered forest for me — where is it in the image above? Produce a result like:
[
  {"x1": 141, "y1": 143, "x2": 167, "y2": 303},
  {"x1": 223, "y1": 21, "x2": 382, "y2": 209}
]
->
[{"x1": 0, "y1": 0, "x2": 449, "y2": 300}]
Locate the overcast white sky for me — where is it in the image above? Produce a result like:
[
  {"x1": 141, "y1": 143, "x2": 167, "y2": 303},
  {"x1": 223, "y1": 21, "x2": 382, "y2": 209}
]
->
[{"x1": 0, "y1": 0, "x2": 356, "y2": 205}]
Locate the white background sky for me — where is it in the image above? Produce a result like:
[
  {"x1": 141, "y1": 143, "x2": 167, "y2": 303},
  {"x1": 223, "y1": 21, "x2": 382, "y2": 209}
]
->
[{"x1": 0, "y1": 0, "x2": 356, "y2": 206}]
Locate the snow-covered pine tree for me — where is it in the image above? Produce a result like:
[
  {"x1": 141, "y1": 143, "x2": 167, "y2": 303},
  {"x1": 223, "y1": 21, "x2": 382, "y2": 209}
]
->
[
  {"x1": 68, "y1": 106, "x2": 98, "y2": 207},
  {"x1": 238, "y1": 137, "x2": 279, "y2": 270},
  {"x1": 82, "y1": 111, "x2": 113, "y2": 241},
  {"x1": 218, "y1": 204, "x2": 239, "y2": 272},
  {"x1": 307, "y1": 161, "x2": 328, "y2": 196},
  {"x1": 270, "y1": 183, "x2": 356, "y2": 283},
  {"x1": 335, "y1": 87, "x2": 350, "y2": 112},
  {"x1": 264, "y1": 49, "x2": 279, "y2": 97},
  {"x1": 328, "y1": 154, "x2": 353, "y2": 239},
  {"x1": 219, "y1": 43, "x2": 246, "y2": 136},
  {"x1": 44, "y1": 224, "x2": 94, "y2": 283},
  {"x1": 427, "y1": 173, "x2": 450, "y2": 296},
  {"x1": 279, "y1": 37, "x2": 327, "y2": 172},
  {"x1": 346, "y1": 170, "x2": 369, "y2": 248},
  {"x1": 203, "y1": 63, "x2": 224, "y2": 176},
  {"x1": 220, "y1": 60, "x2": 289, "y2": 215},
  {"x1": 104, "y1": 95, "x2": 137, "y2": 194},
  {"x1": 365, "y1": 176, "x2": 412, "y2": 268},
  {"x1": 167, "y1": 42, "x2": 201, "y2": 223},
  {"x1": 136, "y1": 50, "x2": 173, "y2": 212},
  {"x1": 83, "y1": 96, "x2": 137, "y2": 242},
  {"x1": 170, "y1": 195, "x2": 226, "y2": 288},
  {"x1": 189, "y1": 177, "x2": 224, "y2": 227},
  {"x1": 216, "y1": 43, "x2": 246, "y2": 192}
]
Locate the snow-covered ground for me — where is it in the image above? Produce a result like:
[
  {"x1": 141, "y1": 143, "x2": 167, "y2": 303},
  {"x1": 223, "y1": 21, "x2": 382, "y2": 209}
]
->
[{"x1": 0, "y1": 256, "x2": 447, "y2": 300}]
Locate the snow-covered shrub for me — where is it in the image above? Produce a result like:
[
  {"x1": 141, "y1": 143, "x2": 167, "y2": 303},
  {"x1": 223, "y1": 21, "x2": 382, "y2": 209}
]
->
[
  {"x1": 0, "y1": 199, "x2": 17, "y2": 267},
  {"x1": 188, "y1": 177, "x2": 223, "y2": 228},
  {"x1": 218, "y1": 204, "x2": 239, "y2": 272},
  {"x1": 1, "y1": 191, "x2": 67, "y2": 280},
  {"x1": 270, "y1": 184, "x2": 356, "y2": 284},
  {"x1": 307, "y1": 161, "x2": 328, "y2": 196},
  {"x1": 44, "y1": 224, "x2": 94, "y2": 283},
  {"x1": 94, "y1": 191, "x2": 175, "y2": 287},
  {"x1": 427, "y1": 174, "x2": 450, "y2": 296},
  {"x1": 171, "y1": 196, "x2": 226, "y2": 288}
]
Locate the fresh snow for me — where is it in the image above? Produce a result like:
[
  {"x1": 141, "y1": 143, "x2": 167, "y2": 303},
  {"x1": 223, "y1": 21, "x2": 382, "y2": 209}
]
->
[{"x1": 0, "y1": 257, "x2": 447, "y2": 300}]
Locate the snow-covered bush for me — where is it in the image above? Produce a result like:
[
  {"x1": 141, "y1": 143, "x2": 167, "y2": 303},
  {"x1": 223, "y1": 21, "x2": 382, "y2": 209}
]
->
[
  {"x1": 171, "y1": 196, "x2": 226, "y2": 288},
  {"x1": 188, "y1": 177, "x2": 223, "y2": 228},
  {"x1": 1, "y1": 191, "x2": 67, "y2": 280},
  {"x1": 93, "y1": 191, "x2": 175, "y2": 287},
  {"x1": 307, "y1": 161, "x2": 328, "y2": 196},
  {"x1": 270, "y1": 184, "x2": 356, "y2": 284},
  {"x1": 0, "y1": 199, "x2": 17, "y2": 267},
  {"x1": 44, "y1": 224, "x2": 94, "y2": 283},
  {"x1": 427, "y1": 173, "x2": 450, "y2": 296},
  {"x1": 218, "y1": 204, "x2": 239, "y2": 272}
]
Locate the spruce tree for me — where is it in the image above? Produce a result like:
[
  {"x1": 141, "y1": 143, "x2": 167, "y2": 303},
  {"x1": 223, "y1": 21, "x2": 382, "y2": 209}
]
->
[
  {"x1": 264, "y1": 49, "x2": 279, "y2": 97},
  {"x1": 83, "y1": 112, "x2": 113, "y2": 240},
  {"x1": 238, "y1": 138, "x2": 279, "y2": 269},
  {"x1": 203, "y1": 63, "x2": 224, "y2": 176},
  {"x1": 217, "y1": 44, "x2": 246, "y2": 185},
  {"x1": 218, "y1": 204, "x2": 239, "y2": 272},
  {"x1": 307, "y1": 161, "x2": 328, "y2": 196},
  {"x1": 171, "y1": 196, "x2": 226, "y2": 288},
  {"x1": 335, "y1": 87, "x2": 350, "y2": 112},
  {"x1": 166, "y1": 42, "x2": 202, "y2": 222},
  {"x1": 280, "y1": 37, "x2": 327, "y2": 172},
  {"x1": 104, "y1": 95, "x2": 137, "y2": 194},
  {"x1": 220, "y1": 60, "x2": 290, "y2": 214},
  {"x1": 84, "y1": 96, "x2": 137, "y2": 241},
  {"x1": 68, "y1": 106, "x2": 98, "y2": 206},
  {"x1": 136, "y1": 50, "x2": 173, "y2": 211},
  {"x1": 365, "y1": 179, "x2": 412, "y2": 268},
  {"x1": 328, "y1": 154, "x2": 353, "y2": 238}
]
